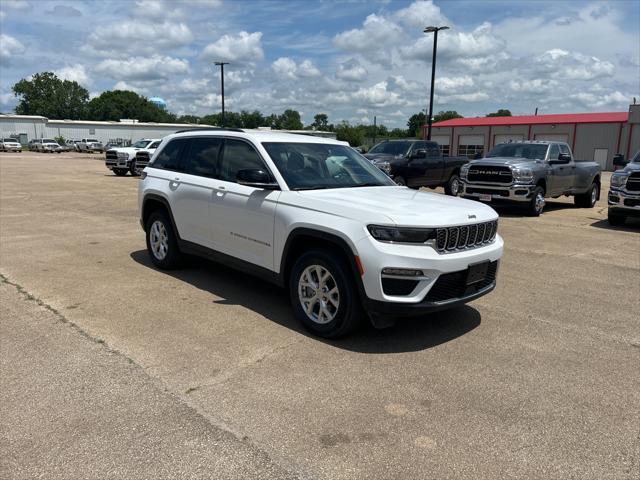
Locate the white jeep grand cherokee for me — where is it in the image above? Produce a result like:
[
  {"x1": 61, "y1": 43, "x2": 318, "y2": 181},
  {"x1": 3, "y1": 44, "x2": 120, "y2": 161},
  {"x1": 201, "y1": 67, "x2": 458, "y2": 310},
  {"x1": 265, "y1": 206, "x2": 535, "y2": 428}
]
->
[{"x1": 138, "y1": 129, "x2": 503, "y2": 337}]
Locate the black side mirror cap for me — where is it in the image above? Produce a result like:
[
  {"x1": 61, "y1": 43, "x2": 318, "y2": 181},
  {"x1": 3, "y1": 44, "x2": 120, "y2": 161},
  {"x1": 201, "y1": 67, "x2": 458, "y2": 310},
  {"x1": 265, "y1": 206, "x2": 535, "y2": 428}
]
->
[
  {"x1": 236, "y1": 169, "x2": 279, "y2": 189},
  {"x1": 613, "y1": 154, "x2": 627, "y2": 167},
  {"x1": 412, "y1": 149, "x2": 426, "y2": 159}
]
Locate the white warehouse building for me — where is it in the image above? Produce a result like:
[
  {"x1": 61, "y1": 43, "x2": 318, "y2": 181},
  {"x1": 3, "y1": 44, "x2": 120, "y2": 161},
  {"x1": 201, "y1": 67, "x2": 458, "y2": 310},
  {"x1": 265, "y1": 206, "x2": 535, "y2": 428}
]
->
[{"x1": 0, "y1": 114, "x2": 215, "y2": 145}]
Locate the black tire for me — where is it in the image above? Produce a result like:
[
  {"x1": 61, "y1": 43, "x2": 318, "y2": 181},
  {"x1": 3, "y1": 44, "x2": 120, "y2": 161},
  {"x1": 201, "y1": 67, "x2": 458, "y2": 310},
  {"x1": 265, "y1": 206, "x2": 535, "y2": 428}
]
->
[
  {"x1": 394, "y1": 176, "x2": 407, "y2": 187},
  {"x1": 113, "y1": 168, "x2": 128, "y2": 176},
  {"x1": 130, "y1": 160, "x2": 139, "y2": 176},
  {"x1": 607, "y1": 210, "x2": 626, "y2": 226},
  {"x1": 145, "y1": 210, "x2": 182, "y2": 269},
  {"x1": 526, "y1": 186, "x2": 545, "y2": 216},
  {"x1": 444, "y1": 173, "x2": 461, "y2": 196},
  {"x1": 289, "y1": 249, "x2": 363, "y2": 338},
  {"x1": 574, "y1": 182, "x2": 599, "y2": 208}
]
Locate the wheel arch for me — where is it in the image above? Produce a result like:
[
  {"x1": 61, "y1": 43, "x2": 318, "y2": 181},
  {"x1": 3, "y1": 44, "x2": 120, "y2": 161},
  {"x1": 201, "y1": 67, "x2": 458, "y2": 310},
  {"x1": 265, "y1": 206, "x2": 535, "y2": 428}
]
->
[{"x1": 141, "y1": 193, "x2": 180, "y2": 239}]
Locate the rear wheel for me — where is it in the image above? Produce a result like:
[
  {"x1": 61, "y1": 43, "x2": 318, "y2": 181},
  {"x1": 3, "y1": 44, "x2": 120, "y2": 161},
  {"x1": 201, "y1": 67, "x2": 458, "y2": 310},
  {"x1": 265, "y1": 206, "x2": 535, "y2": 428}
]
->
[
  {"x1": 444, "y1": 173, "x2": 461, "y2": 196},
  {"x1": 113, "y1": 168, "x2": 128, "y2": 176},
  {"x1": 574, "y1": 182, "x2": 599, "y2": 208},
  {"x1": 289, "y1": 250, "x2": 362, "y2": 338},
  {"x1": 145, "y1": 210, "x2": 182, "y2": 269},
  {"x1": 526, "y1": 186, "x2": 545, "y2": 216},
  {"x1": 607, "y1": 210, "x2": 626, "y2": 226}
]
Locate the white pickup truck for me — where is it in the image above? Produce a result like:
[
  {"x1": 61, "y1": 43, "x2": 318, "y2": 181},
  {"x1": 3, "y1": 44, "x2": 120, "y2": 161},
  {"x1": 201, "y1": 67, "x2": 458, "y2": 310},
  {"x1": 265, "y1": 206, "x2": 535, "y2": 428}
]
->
[
  {"x1": 78, "y1": 138, "x2": 104, "y2": 153},
  {"x1": 105, "y1": 138, "x2": 162, "y2": 176}
]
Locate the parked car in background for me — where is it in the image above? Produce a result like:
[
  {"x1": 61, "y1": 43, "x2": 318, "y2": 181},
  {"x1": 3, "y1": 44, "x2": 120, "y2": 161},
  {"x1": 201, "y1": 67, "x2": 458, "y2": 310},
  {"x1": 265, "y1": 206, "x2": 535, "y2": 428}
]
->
[
  {"x1": 65, "y1": 140, "x2": 80, "y2": 151},
  {"x1": 105, "y1": 138, "x2": 162, "y2": 176},
  {"x1": 78, "y1": 138, "x2": 104, "y2": 153},
  {"x1": 132, "y1": 139, "x2": 162, "y2": 175},
  {"x1": 55, "y1": 143, "x2": 71, "y2": 153},
  {"x1": 0, "y1": 138, "x2": 22, "y2": 152},
  {"x1": 28, "y1": 139, "x2": 42, "y2": 151},
  {"x1": 39, "y1": 139, "x2": 62, "y2": 153},
  {"x1": 138, "y1": 129, "x2": 503, "y2": 337},
  {"x1": 364, "y1": 139, "x2": 469, "y2": 195},
  {"x1": 460, "y1": 141, "x2": 601, "y2": 216},
  {"x1": 608, "y1": 151, "x2": 640, "y2": 225}
]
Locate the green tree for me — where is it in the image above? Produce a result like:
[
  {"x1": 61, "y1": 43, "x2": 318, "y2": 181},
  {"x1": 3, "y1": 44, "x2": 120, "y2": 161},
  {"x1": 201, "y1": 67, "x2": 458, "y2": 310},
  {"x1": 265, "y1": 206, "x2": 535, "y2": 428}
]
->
[
  {"x1": 486, "y1": 109, "x2": 512, "y2": 117},
  {"x1": 239, "y1": 110, "x2": 265, "y2": 129},
  {"x1": 433, "y1": 110, "x2": 463, "y2": 123},
  {"x1": 12, "y1": 72, "x2": 89, "y2": 119},
  {"x1": 177, "y1": 114, "x2": 201, "y2": 124},
  {"x1": 86, "y1": 90, "x2": 175, "y2": 122},
  {"x1": 311, "y1": 113, "x2": 329, "y2": 130},
  {"x1": 334, "y1": 122, "x2": 364, "y2": 147},
  {"x1": 407, "y1": 112, "x2": 426, "y2": 137},
  {"x1": 277, "y1": 109, "x2": 303, "y2": 130}
]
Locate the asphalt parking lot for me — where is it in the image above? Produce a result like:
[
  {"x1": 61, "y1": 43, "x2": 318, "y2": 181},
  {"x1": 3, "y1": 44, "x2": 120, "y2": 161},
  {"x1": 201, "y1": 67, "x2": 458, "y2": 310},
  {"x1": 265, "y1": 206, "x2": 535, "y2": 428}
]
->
[{"x1": 1, "y1": 151, "x2": 639, "y2": 479}]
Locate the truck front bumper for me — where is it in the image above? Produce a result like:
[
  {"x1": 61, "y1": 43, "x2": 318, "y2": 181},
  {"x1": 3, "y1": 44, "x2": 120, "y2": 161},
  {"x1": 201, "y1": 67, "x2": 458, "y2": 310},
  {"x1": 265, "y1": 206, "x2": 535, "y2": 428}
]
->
[
  {"x1": 608, "y1": 188, "x2": 640, "y2": 217},
  {"x1": 461, "y1": 181, "x2": 535, "y2": 203}
]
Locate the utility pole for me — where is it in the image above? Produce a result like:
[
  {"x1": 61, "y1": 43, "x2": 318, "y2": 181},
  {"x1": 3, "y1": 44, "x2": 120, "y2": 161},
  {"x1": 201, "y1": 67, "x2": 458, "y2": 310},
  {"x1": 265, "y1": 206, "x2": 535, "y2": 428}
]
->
[
  {"x1": 373, "y1": 115, "x2": 377, "y2": 146},
  {"x1": 214, "y1": 62, "x2": 229, "y2": 127},
  {"x1": 423, "y1": 26, "x2": 449, "y2": 140}
]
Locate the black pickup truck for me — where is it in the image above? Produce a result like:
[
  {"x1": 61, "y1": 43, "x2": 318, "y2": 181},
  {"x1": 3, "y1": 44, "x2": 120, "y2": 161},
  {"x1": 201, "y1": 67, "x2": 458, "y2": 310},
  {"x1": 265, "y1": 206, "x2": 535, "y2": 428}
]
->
[{"x1": 364, "y1": 139, "x2": 469, "y2": 195}]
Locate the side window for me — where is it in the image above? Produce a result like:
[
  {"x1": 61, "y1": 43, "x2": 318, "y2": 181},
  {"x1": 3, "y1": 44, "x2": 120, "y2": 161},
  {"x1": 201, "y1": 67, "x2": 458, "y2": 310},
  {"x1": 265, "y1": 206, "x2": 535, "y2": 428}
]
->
[
  {"x1": 183, "y1": 137, "x2": 223, "y2": 178},
  {"x1": 149, "y1": 141, "x2": 161, "y2": 149},
  {"x1": 219, "y1": 139, "x2": 266, "y2": 183},
  {"x1": 548, "y1": 144, "x2": 560, "y2": 160},
  {"x1": 150, "y1": 139, "x2": 185, "y2": 171},
  {"x1": 558, "y1": 144, "x2": 570, "y2": 156}
]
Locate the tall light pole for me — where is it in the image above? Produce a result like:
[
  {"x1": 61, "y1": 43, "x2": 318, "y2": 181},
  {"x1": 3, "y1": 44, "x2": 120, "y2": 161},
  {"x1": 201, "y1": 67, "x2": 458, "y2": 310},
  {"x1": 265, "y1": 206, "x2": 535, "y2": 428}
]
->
[
  {"x1": 423, "y1": 26, "x2": 448, "y2": 140},
  {"x1": 214, "y1": 61, "x2": 229, "y2": 126}
]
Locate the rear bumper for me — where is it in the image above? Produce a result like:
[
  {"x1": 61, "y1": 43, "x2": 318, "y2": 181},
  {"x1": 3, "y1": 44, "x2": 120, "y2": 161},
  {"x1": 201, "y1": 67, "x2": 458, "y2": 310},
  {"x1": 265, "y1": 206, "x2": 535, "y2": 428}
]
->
[
  {"x1": 608, "y1": 188, "x2": 640, "y2": 216},
  {"x1": 461, "y1": 181, "x2": 535, "y2": 203}
]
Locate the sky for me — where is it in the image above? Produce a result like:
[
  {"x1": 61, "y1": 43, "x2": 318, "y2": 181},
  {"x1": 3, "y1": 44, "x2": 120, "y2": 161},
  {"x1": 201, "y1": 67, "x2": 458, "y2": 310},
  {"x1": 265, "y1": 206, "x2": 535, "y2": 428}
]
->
[{"x1": 0, "y1": 0, "x2": 639, "y2": 128}]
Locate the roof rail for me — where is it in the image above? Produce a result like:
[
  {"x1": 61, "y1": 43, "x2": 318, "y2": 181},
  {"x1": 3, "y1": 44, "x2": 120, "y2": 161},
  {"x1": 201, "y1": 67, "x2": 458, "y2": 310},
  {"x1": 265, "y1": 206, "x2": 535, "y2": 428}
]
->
[{"x1": 175, "y1": 127, "x2": 244, "y2": 134}]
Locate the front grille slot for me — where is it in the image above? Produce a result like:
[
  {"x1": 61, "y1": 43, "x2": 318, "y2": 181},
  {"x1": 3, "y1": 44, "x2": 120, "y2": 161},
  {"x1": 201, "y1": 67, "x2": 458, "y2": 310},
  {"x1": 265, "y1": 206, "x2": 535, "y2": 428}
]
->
[
  {"x1": 426, "y1": 261, "x2": 498, "y2": 302},
  {"x1": 105, "y1": 150, "x2": 118, "y2": 160},
  {"x1": 626, "y1": 173, "x2": 640, "y2": 192},
  {"x1": 136, "y1": 152, "x2": 151, "y2": 168},
  {"x1": 467, "y1": 166, "x2": 513, "y2": 184},
  {"x1": 435, "y1": 220, "x2": 497, "y2": 253}
]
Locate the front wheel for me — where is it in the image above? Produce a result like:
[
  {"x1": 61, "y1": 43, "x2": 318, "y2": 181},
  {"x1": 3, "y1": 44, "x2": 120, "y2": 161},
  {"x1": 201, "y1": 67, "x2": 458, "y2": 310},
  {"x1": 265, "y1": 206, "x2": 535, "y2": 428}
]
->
[
  {"x1": 145, "y1": 210, "x2": 182, "y2": 269},
  {"x1": 607, "y1": 210, "x2": 626, "y2": 226},
  {"x1": 289, "y1": 250, "x2": 363, "y2": 338},
  {"x1": 526, "y1": 186, "x2": 545, "y2": 216},
  {"x1": 574, "y1": 182, "x2": 599, "y2": 208},
  {"x1": 444, "y1": 173, "x2": 461, "y2": 196},
  {"x1": 113, "y1": 168, "x2": 128, "y2": 176},
  {"x1": 130, "y1": 161, "x2": 139, "y2": 176}
]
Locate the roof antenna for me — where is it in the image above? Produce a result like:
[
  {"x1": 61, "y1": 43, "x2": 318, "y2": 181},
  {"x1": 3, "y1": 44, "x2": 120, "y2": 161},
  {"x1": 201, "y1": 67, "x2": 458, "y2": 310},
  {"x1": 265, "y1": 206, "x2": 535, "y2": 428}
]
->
[{"x1": 534, "y1": 107, "x2": 538, "y2": 116}]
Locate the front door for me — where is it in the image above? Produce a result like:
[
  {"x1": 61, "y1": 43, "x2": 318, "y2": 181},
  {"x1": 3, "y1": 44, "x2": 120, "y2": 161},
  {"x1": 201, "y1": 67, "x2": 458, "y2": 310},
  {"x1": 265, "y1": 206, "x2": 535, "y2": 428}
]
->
[
  {"x1": 210, "y1": 138, "x2": 279, "y2": 270},
  {"x1": 546, "y1": 144, "x2": 569, "y2": 196}
]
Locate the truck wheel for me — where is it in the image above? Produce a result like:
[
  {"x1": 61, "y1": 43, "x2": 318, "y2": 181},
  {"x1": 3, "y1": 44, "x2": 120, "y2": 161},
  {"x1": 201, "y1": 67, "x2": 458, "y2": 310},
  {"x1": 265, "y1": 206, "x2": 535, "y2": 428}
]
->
[
  {"x1": 289, "y1": 249, "x2": 363, "y2": 338},
  {"x1": 527, "y1": 186, "x2": 545, "y2": 216},
  {"x1": 445, "y1": 174, "x2": 461, "y2": 196},
  {"x1": 574, "y1": 182, "x2": 599, "y2": 208},
  {"x1": 145, "y1": 210, "x2": 182, "y2": 269},
  {"x1": 130, "y1": 161, "x2": 139, "y2": 176},
  {"x1": 607, "y1": 210, "x2": 626, "y2": 226},
  {"x1": 113, "y1": 168, "x2": 128, "y2": 176}
]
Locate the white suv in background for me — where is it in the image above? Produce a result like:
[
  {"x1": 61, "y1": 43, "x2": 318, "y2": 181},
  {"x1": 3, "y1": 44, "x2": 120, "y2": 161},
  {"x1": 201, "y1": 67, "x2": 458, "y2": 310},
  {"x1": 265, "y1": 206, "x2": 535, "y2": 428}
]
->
[
  {"x1": 0, "y1": 138, "x2": 22, "y2": 152},
  {"x1": 138, "y1": 129, "x2": 503, "y2": 337}
]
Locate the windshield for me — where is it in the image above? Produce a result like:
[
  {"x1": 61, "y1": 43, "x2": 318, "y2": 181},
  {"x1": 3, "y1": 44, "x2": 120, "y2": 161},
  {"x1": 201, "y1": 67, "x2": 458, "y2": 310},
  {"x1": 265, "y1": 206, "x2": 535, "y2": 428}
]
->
[
  {"x1": 487, "y1": 143, "x2": 548, "y2": 160},
  {"x1": 3, "y1": 138, "x2": 16, "y2": 142},
  {"x1": 368, "y1": 141, "x2": 412, "y2": 156},
  {"x1": 87, "y1": 139, "x2": 99, "y2": 143},
  {"x1": 42, "y1": 139, "x2": 56, "y2": 143},
  {"x1": 132, "y1": 140, "x2": 151, "y2": 148},
  {"x1": 262, "y1": 142, "x2": 395, "y2": 190},
  {"x1": 149, "y1": 141, "x2": 161, "y2": 149}
]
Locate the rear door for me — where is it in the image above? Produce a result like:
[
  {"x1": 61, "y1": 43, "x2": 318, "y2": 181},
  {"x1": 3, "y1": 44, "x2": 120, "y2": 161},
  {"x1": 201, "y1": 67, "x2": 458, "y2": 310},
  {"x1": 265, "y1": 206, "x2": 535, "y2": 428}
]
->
[{"x1": 209, "y1": 138, "x2": 280, "y2": 270}]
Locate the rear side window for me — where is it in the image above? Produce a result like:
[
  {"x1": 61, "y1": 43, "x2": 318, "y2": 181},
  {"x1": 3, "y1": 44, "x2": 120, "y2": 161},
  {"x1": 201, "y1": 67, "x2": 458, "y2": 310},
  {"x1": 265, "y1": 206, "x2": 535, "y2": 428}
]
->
[
  {"x1": 558, "y1": 144, "x2": 570, "y2": 155},
  {"x1": 150, "y1": 139, "x2": 186, "y2": 171},
  {"x1": 183, "y1": 137, "x2": 223, "y2": 178},
  {"x1": 548, "y1": 144, "x2": 560, "y2": 160},
  {"x1": 219, "y1": 139, "x2": 266, "y2": 183}
]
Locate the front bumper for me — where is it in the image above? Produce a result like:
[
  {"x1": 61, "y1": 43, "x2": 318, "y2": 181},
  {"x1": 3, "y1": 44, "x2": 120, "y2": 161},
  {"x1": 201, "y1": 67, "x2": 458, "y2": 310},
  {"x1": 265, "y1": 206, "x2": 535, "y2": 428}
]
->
[
  {"x1": 461, "y1": 181, "x2": 535, "y2": 203},
  {"x1": 608, "y1": 188, "x2": 640, "y2": 216},
  {"x1": 356, "y1": 232, "x2": 503, "y2": 311}
]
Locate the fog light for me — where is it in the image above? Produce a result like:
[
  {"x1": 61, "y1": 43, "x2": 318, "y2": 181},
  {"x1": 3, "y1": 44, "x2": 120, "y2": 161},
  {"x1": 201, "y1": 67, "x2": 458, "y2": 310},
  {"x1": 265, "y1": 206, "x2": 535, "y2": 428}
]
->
[{"x1": 382, "y1": 268, "x2": 424, "y2": 277}]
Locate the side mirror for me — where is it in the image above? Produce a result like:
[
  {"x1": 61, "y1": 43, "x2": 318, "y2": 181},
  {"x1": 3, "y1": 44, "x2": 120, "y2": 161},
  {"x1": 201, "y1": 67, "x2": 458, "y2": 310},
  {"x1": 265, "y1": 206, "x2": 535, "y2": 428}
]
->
[
  {"x1": 550, "y1": 153, "x2": 571, "y2": 164},
  {"x1": 236, "y1": 169, "x2": 279, "y2": 189},
  {"x1": 613, "y1": 154, "x2": 627, "y2": 167},
  {"x1": 473, "y1": 152, "x2": 483, "y2": 159},
  {"x1": 412, "y1": 149, "x2": 426, "y2": 159}
]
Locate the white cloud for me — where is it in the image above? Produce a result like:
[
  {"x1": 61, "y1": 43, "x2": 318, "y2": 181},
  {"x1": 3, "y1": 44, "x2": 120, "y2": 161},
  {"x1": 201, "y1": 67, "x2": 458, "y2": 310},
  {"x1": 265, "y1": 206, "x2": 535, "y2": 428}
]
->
[
  {"x1": 96, "y1": 56, "x2": 189, "y2": 81},
  {"x1": 1, "y1": 0, "x2": 30, "y2": 10},
  {"x1": 202, "y1": 31, "x2": 264, "y2": 64},
  {"x1": 534, "y1": 49, "x2": 615, "y2": 80},
  {"x1": 394, "y1": 0, "x2": 448, "y2": 29},
  {"x1": 88, "y1": 21, "x2": 193, "y2": 56},
  {"x1": 570, "y1": 91, "x2": 631, "y2": 109},
  {"x1": 334, "y1": 14, "x2": 403, "y2": 54},
  {"x1": 272, "y1": 57, "x2": 321, "y2": 80},
  {"x1": 113, "y1": 81, "x2": 147, "y2": 94},
  {"x1": 433, "y1": 76, "x2": 473, "y2": 93},
  {"x1": 336, "y1": 59, "x2": 368, "y2": 81},
  {"x1": 54, "y1": 64, "x2": 91, "y2": 86},
  {"x1": 352, "y1": 81, "x2": 405, "y2": 107},
  {"x1": 509, "y1": 79, "x2": 556, "y2": 94},
  {"x1": 0, "y1": 33, "x2": 25, "y2": 61}
]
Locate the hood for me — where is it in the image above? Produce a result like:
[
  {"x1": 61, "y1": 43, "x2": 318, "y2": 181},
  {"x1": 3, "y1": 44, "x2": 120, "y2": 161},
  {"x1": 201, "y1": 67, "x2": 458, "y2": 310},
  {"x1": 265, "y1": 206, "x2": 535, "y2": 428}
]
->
[
  {"x1": 468, "y1": 157, "x2": 543, "y2": 168},
  {"x1": 364, "y1": 153, "x2": 405, "y2": 164},
  {"x1": 291, "y1": 186, "x2": 498, "y2": 227},
  {"x1": 617, "y1": 162, "x2": 640, "y2": 174},
  {"x1": 110, "y1": 147, "x2": 144, "y2": 155}
]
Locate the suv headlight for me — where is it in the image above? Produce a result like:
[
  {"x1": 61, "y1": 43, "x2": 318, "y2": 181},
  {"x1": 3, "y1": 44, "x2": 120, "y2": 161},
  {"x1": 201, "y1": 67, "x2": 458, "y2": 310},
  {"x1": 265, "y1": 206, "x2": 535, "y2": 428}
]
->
[
  {"x1": 367, "y1": 225, "x2": 436, "y2": 244},
  {"x1": 512, "y1": 167, "x2": 534, "y2": 183},
  {"x1": 610, "y1": 174, "x2": 628, "y2": 188},
  {"x1": 460, "y1": 164, "x2": 470, "y2": 180}
]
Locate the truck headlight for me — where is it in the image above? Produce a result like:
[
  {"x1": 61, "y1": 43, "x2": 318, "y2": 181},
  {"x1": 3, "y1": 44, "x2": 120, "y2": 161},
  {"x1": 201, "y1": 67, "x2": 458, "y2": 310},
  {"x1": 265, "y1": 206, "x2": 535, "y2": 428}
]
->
[
  {"x1": 512, "y1": 167, "x2": 534, "y2": 183},
  {"x1": 367, "y1": 225, "x2": 436, "y2": 244},
  {"x1": 376, "y1": 161, "x2": 392, "y2": 175},
  {"x1": 460, "y1": 164, "x2": 470, "y2": 181},
  {"x1": 610, "y1": 174, "x2": 628, "y2": 188},
  {"x1": 117, "y1": 152, "x2": 128, "y2": 159}
]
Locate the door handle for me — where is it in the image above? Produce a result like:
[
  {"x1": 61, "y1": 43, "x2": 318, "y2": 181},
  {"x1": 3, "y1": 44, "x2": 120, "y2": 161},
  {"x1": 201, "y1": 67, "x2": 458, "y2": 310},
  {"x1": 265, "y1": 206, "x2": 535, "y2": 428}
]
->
[
  {"x1": 214, "y1": 185, "x2": 226, "y2": 197},
  {"x1": 169, "y1": 177, "x2": 180, "y2": 190}
]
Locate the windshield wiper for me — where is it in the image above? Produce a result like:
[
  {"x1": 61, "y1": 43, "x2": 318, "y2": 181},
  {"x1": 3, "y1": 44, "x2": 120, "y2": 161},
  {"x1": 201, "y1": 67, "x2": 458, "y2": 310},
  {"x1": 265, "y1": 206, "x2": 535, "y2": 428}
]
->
[
  {"x1": 291, "y1": 186, "x2": 331, "y2": 191},
  {"x1": 350, "y1": 182, "x2": 383, "y2": 188}
]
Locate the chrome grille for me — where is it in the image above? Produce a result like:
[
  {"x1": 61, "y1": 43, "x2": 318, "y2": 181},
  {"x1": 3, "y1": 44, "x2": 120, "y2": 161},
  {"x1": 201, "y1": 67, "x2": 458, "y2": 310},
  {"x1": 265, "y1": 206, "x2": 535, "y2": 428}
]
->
[
  {"x1": 435, "y1": 220, "x2": 498, "y2": 253},
  {"x1": 627, "y1": 173, "x2": 640, "y2": 192},
  {"x1": 467, "y1": 166, "x2": 513, "y2": 184}
]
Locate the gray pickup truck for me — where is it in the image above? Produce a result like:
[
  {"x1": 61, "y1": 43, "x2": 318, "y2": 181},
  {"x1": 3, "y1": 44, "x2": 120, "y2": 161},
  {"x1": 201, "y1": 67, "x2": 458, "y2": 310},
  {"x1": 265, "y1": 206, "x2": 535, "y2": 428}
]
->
[
  {"x1": 460, "y1": 141, "x2": 601, "y2": 216},
  {"x1": 608, "y1": 150, "x2": 640, "y2": 225}
]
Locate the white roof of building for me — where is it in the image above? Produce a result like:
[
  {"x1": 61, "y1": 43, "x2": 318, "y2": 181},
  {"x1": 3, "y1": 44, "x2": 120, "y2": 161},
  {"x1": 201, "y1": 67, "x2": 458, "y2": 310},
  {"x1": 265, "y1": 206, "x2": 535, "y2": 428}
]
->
[{"x1": 0, "y1": 114, "x2": 214, "y2": 129}]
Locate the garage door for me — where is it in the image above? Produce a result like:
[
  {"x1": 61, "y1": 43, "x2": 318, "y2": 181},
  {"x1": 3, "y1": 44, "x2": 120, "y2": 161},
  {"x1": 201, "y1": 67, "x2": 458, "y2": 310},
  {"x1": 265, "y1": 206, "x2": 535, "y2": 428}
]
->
[
  {"x1": 432, "y1": 135, "x2": 451, "y2": 156},
  {"x1": 534, "y1": 134, "x2": 568, "y2": 142},
  {"x1": 494, "y1": 134, "x2": 524, "y2": 145}
]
